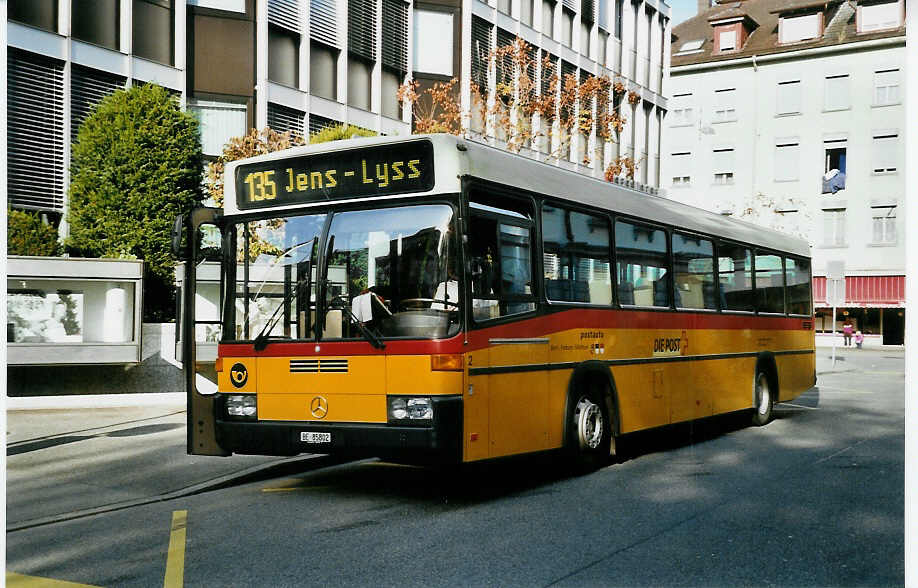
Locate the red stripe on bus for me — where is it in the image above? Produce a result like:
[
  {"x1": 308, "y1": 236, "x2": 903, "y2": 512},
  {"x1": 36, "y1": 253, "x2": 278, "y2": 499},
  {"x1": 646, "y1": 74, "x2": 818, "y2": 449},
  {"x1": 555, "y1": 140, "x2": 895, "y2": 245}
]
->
[{"x1": 217, "y1": 309, "x2": 812, "y2": 358}]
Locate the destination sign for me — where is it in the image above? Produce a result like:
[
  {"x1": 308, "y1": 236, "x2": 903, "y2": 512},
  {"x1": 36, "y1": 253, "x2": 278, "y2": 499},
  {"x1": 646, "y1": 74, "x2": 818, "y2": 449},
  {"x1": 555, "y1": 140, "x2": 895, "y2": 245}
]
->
[{"x1": 235, "y1": 140, "x2": 435, "y2": 209}]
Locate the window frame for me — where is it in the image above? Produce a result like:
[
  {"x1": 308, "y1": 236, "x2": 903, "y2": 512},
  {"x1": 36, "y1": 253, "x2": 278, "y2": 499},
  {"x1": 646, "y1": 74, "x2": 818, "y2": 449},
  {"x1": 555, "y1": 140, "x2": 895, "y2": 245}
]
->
[
  {"x1": 540, "y1": 201, "x2": 614, "y2": 308},
  {"x1": 613, "y1": 216, "x2": 674, "y2": 311},
  {"x1": 716, "y1": 240, "x2": 755, "y2": 314}
]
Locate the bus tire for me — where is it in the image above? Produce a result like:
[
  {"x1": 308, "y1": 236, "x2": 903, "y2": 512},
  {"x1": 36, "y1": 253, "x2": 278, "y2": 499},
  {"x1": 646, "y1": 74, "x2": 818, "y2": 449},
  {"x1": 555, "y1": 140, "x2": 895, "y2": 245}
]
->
[
  {"x1": 567, "y1": 387, "x2": 612, "y2": 472},
  {"x1": 751, "y1": 368, "x2": 774, "y2": 426}
]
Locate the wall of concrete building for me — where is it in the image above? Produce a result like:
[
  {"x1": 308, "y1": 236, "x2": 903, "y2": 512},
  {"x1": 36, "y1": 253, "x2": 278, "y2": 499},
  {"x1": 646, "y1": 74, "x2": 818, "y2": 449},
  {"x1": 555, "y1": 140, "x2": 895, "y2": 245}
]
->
[
  {"x1": 7, "y1": 324, "x2": 183, "y2": 397},
  {"x1": 663, "y1": 39, "x2": 905, "y2": 278}
]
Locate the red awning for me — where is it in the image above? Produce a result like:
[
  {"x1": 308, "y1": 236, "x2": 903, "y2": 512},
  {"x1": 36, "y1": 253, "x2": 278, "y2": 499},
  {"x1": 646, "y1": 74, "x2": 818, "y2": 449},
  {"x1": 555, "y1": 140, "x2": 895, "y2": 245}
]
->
[{"x1": 814, "y1": 275, "x2": 905, "y2": 308}]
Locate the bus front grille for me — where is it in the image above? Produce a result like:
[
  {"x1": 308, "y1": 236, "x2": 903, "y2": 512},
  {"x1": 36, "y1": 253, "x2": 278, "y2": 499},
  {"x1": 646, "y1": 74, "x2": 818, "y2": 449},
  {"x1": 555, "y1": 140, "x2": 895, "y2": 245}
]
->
[{"x1": 289, "y1": 359, "x2": 349, "y2": 373}]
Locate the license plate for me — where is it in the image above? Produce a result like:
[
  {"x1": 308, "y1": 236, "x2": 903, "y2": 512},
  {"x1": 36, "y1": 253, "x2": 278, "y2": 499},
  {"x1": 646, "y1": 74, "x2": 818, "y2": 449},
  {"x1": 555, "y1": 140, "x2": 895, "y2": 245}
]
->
[{"x1": 301, "y1": 431, "x2": 331, "y2": 443}]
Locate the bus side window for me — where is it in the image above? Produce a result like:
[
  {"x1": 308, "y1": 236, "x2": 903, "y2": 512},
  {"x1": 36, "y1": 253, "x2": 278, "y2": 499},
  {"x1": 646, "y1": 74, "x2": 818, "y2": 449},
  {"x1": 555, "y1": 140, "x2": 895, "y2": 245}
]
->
[
  {"x1": 541, "y1": 204, "x2": 612, "y2": 305},
  {"x1": 615, "y1": 220, "x2": 670, "y2": 308},
  {"x1": 718, "y1": 242, "x2": 754, "y2": 312},
  {"x1": 786, "y1": 257, "x2": 812, "y2": 315}
]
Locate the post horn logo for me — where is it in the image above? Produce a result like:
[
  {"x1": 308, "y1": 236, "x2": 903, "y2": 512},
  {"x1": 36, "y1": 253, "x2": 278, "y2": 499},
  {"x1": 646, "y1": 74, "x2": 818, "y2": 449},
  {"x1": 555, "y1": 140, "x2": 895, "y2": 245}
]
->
[
  {"x1": 310, "y1": 396, "x2": 329, "y2": 419},
  {"x1": 230, "y1": 363, "x2": 248, "y2": 388}
]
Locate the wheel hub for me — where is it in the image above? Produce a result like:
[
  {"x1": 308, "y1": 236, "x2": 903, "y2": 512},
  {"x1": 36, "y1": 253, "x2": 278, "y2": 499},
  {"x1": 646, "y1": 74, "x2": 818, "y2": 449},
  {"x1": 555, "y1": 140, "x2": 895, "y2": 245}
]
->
[
  {"x1": 756, "y1": 374, "x2": 770, "y2": 415},
  {"x1": 576, "y1": 398, "x2": 603, "y2": 450}
]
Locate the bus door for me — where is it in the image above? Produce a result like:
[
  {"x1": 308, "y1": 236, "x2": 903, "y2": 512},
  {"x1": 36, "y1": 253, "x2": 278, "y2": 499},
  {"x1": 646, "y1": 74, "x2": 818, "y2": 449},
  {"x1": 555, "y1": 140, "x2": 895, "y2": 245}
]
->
[
  {"x1": 465, "y1": 201, "x2": 549, "y2": 459},
  {"x1": 174, "y1": 208, "x2": 230, "y2": 456}
]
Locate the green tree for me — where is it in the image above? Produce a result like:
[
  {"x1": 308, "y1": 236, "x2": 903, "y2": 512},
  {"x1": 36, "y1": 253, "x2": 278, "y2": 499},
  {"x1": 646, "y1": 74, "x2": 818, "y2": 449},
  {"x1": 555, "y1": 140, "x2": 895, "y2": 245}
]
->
[
  {"x1": 7, "y1": 208, "x2": 61, "y2": 256},
  {"x1": 66, "y1": 83, "x2": 204, "y2": 321}
]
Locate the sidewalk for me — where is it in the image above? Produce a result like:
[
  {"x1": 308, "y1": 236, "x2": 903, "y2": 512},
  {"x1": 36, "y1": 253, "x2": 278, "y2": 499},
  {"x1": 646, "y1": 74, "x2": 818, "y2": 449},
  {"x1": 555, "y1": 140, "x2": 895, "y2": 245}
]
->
[{"x1": 5, "y1": 395, "x2": 328, "y2": 531}]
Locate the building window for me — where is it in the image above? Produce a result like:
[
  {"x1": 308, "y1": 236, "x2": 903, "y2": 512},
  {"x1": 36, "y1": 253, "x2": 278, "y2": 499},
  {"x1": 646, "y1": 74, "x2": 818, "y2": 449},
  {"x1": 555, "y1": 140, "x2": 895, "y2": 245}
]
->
[
  {"x1": 269, "y1": 25, "x2": 299, "y2": 87},
  {"x1": 581, "y1": 21, "x2": 591, "y2": 56},
  {"x1": 498, "y1": 0, "x2": 511, "y2": 15},
  {"x1": 712, "y1": 148, "x2": 734, "y2": 185},
  {"x1": 382, "y1": 0, "x2": 408, "y2": 119},
  {"x1": 822, "y1": 208, "x2": 846, "y2": 247},
  {"x1": 824, "y1": 140, "x2": 846, "y2": 174},
  {"x1": 347, "y1": 57, "x2": 373, "y2": 111},
  {"x1": 561, "y1": 8, "x2": 574, "y2": 47},
  {"x1": 670, "y1": 151, "x2": 691, "y2": 186},
  {"x1": 858, "y1": 0, "x2": 902, "y2": 32},
  {"x1": 779, "y1": 12, "x2": 820, "y2": 44},
  {"x1": 614, "y1": 0, "x2": 623, "y2": 38},
  {"x1": 190, "y1": 100, "x2": 247, "y2": 158},
  {"x1": 132, "y1": 0, "x2": 174, "y2": 65},
  {"x1": 712, "y1": 88, "x2": 736, "y2": 123},
  {"x1": 775, "y1": 140, "x2": 799, "y2": 182},
  {"x1": 718, "y1": 29, "x2": 736, "y2": 51},
  {"x1": 871, "y1": 206, "x2": 897, "y2": 244},
  {"x1": 521, "y1": 0, "x2": 535, "y2": 27},
  {"x1": 824, "y1": 74, "x2": 849, "y2": 111},
  {"x1": 71, "y1": 0, "x2": 119, "y2": 50},
  {"x1": 9, "y1": 0, "x2": 58, "y2": 32},
  {"x1": 310, "y1": 41, "x2": 338, "y2": 100},
  {"x1": 598, "y1": 29, "x2": 609, "y2": 65},
  {"x1": 676, "y1": 39, "x2": 703, "y2": 54},
  {"x1": 776, "y1": 79, "x2": 801, "y2": 115},
  {"x1": 413, "y1": 9, "x2": 452, "y2": 76},
  {"x1": 872, "y1": 132, "x2": 898, "y2": 174},
  {"x1": 543, "y1": 0, "x2": 556, "y2": 37},
  {"x1": 669, "y1": 93, "x2": 693, "y2": 126},
  {"x1": 874, "y1": 69, "x2": 899, "y2": 106}
]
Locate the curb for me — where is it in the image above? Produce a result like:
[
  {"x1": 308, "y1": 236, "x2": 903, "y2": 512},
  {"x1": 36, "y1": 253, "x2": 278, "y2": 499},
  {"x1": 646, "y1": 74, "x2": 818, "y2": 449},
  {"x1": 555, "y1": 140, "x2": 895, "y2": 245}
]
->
[{"x1": 6, "y1": 453, "x2": 343, "y2": 532}]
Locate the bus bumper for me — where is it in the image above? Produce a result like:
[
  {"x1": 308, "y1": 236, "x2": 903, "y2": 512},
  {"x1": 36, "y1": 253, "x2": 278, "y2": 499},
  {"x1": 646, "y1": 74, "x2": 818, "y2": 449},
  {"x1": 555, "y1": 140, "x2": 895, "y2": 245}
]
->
[{"x1": 215, "y1": 395, "x2": 463, "y2": 464}]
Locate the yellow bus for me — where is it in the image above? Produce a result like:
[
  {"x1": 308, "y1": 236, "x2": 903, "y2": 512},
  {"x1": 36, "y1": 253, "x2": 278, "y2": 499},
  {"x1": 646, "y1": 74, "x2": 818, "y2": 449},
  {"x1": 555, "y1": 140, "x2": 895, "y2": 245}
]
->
[{"x1": 175, "y1": 134, "x2": 815, "y2": 469}]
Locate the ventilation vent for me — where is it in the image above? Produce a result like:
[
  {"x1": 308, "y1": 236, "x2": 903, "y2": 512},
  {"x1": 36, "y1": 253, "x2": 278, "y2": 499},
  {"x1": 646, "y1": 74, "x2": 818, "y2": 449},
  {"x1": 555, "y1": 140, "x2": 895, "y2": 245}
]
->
[
  {"x1": 348, "y1": 0, "x2": 377, "y2": 61},
  {"x1": 381, "y1": 0, "x2": 408, "y2": 73},
  {"x1": 269, "y1": 0, "x2": 301, "y2": 32},
  {"x1": 290, "y1": 359, "x2": 349, "y2": 373},
  {"x1": 310, "y1": 0, "x2": 338, "y2": 48},
  {"x1": 71, "y1": 64, "x2": 126, "y2": 141},
  {"x1": 308, "y1": 113, "x2": 340, "y2": 137},
  {"x1": 8, "y1": 48, "x2": 65, "y2": 212},
  {"x1": 268, "y1": 102, "x2": 306, "y2": 138},
  {"x1": 471, "y1": 16, "x2": 493, "y2": 92}
]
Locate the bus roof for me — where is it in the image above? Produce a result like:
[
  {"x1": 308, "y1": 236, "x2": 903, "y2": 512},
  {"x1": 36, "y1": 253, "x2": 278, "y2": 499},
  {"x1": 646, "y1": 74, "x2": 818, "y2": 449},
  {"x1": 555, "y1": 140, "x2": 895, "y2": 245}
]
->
[{"x1": 223, "y1": 133, "x2": 811, "y2": 258}]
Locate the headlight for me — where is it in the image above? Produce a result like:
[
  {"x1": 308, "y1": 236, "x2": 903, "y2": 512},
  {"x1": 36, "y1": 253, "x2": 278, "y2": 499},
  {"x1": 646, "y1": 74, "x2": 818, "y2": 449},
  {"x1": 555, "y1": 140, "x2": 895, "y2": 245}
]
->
[
  {"x1": 225, "y1": 394, "x2": 257, "y2": 419},
  {"x1": 388, "y1": 396, "x2": 433, "y2": 424}
]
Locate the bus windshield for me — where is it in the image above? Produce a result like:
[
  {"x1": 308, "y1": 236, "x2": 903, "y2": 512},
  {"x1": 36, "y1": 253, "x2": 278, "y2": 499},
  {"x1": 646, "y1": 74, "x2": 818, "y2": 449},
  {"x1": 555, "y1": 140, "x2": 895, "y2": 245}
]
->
[
  {"x1": 231, "y1": 203, "x2": 459, "y2": 343},
  {"x1": 322, "y1": 204, "x2": 459, "y2": 340}
]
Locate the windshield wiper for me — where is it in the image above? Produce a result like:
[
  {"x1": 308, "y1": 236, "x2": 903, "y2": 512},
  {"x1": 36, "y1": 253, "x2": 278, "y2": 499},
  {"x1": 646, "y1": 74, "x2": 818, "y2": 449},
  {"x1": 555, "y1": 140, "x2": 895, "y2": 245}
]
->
[{"x1": 328, "y1": 296, "x2": 385, "y2": 349}]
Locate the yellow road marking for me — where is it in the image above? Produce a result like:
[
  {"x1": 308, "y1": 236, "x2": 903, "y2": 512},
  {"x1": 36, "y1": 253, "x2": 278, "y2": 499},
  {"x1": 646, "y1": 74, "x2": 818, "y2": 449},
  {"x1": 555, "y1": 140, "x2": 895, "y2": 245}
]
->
[
  {"x1": 6, "y1": 572, "x2": 98, "y2": 587},
  {"x1": 164, "y1": 510, "x2": 187, "y2": 588}
]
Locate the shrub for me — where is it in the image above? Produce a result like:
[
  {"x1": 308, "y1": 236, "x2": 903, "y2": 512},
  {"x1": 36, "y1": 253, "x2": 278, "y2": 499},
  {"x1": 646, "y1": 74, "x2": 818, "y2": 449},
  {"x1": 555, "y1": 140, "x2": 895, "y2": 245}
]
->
[
  {"x1": 7, "y1": 208, "x2": 60, "y2": 256},
  {"x1": 66, "y1": 83, "x2": 204, "y2": 321}
]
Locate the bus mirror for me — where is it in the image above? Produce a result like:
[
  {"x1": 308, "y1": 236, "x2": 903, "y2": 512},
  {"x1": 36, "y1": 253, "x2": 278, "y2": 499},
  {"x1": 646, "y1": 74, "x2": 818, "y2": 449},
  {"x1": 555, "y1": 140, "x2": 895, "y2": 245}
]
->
[{"x1": 172, "y1": 215, "x2": 187, "y2": 260}]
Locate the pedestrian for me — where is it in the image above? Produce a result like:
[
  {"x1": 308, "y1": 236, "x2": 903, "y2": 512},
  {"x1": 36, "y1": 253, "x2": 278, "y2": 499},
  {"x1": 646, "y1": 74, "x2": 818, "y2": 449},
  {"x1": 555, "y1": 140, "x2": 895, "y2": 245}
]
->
[
  {"x1": 855, "y1": 330, "x2": 864, "y2": 349},
  {"x1": 843, "y1": 320, "x2": 853, "y2": 346}
]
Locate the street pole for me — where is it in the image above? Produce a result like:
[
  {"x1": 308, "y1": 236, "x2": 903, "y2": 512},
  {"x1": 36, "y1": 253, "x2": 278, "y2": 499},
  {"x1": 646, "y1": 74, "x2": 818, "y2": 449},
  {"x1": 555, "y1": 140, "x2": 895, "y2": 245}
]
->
[{"x1": 831, "y1": 280, "x2": 837, "y2": 367}]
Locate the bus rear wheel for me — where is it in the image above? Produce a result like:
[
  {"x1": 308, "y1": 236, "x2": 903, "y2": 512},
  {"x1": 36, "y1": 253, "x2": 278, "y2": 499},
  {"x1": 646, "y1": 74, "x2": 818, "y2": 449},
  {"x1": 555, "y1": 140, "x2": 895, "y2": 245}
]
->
[
  {"x1": 751, "y1": 369, "x2": 774, "y2": 426},
  {"x1": 567, "y1": 390, "x2": 612, "y2": 472}
]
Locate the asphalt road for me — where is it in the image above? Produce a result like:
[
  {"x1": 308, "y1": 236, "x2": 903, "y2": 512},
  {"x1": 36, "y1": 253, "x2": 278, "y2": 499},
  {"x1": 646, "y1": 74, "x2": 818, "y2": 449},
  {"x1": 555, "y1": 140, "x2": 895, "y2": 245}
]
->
[{"x1": 6, "y1": 348, "x2": 904, "y2": 587}]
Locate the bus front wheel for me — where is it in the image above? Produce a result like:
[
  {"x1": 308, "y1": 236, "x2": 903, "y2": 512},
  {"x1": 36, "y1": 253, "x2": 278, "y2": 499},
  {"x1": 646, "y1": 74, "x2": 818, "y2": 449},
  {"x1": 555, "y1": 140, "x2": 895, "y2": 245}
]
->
[
  {"x1": 567, "y1": 389, "x2": 612, "y2": 471},
  {"x1": 751, "y1": 369, "x2": 774, "y2": 426}
]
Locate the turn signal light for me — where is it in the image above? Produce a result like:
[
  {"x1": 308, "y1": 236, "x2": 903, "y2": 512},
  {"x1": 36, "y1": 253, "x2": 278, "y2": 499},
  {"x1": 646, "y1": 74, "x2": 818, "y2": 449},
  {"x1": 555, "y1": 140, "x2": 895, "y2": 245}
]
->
[
  {"x1": 431, "y1": 354, "x2": 463, "y2": 371},
  {"x1": 215, "y1": 357, "x2": 224, "y2": 373}
]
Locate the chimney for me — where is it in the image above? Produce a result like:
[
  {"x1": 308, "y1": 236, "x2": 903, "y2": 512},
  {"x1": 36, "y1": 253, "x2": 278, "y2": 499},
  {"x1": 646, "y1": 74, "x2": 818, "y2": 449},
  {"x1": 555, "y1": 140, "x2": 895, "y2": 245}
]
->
[{"x1": 698, "y1": 0, "x2": 711, "y2": 13}]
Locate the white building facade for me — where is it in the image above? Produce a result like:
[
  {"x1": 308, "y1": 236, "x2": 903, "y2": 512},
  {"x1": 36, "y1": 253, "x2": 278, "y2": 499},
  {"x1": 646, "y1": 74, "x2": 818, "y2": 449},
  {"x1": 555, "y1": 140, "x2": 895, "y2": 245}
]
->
[{"x1": 664, "y1": 0, "x2": 906, "y2": 343}]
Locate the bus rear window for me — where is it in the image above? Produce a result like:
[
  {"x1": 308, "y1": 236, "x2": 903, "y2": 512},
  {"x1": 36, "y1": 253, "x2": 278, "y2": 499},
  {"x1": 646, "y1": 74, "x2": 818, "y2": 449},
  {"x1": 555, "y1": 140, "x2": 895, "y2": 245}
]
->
[{"x1": 786, "y1": 258, "x2": 812, "y2": 315}]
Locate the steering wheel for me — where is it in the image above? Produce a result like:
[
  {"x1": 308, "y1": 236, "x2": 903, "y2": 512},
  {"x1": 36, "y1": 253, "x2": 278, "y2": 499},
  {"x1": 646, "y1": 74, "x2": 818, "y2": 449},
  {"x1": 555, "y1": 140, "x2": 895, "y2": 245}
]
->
[{"x1": 398, "y1": 298, "x2": 460, "y2": 311}]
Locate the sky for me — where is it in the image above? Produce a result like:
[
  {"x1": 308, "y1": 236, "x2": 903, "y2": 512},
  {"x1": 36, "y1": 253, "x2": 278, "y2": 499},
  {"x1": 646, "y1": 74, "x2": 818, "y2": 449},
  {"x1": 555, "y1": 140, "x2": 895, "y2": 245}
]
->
[{"x1": 669, "y1": 0, "x2": 701, "y2": 26}]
